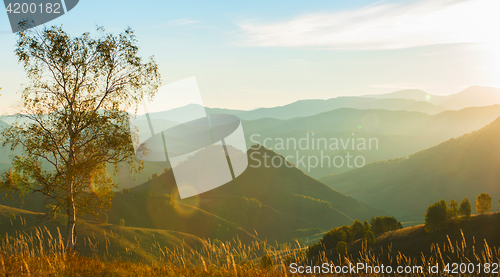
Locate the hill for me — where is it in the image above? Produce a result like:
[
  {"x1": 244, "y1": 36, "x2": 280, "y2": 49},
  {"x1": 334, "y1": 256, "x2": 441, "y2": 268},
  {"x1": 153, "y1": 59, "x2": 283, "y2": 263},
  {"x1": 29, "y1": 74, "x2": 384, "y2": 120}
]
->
[
  {"x1": 321, "y1": 116, "x2": 500, "y2": 222},
  {"x1": 0, "y1": 146, "x2": 379, "y2": 244},
  {"x1": 241, "y1": 105, "x2": 500, "y2": 178},
  {"x1": 129, "y1": 146, "x2": 381, "y2": 241},
  {"x1": 323, "y1": 212, "x2": 500, "y2": 266},
  {"x1": 0, "y1": 204, "x2": 205, "y2": 263}
]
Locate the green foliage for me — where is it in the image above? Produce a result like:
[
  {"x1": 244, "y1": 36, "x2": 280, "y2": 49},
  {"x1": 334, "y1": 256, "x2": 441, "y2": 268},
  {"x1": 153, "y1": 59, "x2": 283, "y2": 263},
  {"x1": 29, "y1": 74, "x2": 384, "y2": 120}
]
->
[
  {"x1": 259, "y1": 254, "x2": 273, "y2": 269},
  {"x1": 459, "y1": 197, "x2": 472, "y2": 219},
  {"x1": 476, "y1": 193, "x2": 492, "y2": 215},
  {"x1": 424, "y1": 199, "x2": 448, "y2": 233},
  {"x1": 336, "y1": 241, "x2": 348, "y2": 255},
  {"x1": 349, "y1": 220, "x2": 365, "y2": 241},
  {"x1": 119, "y1": 219, "x2": 125, "y2": 227},
  {"x1": 364, "y1": 230, "x2": 376, "y2": 246},
  {"x1": 310, "y1": 218, "x2": 388, "y2": 257},
  {"x1": 369, "y1": 216, "x2": 403, "y2": 234},
  {"x1": 448, "y1": 199, "x2": 459, "y2": 219},
  {"x1": 322, "y1": 226, "x2": 348, "y2": 251}
]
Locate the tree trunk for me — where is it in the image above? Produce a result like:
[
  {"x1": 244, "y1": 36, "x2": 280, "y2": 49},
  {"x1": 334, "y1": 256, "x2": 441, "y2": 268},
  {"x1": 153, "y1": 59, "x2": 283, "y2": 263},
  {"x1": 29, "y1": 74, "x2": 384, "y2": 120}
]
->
[
  {"x1": 66, "y1": 136, "x2": 76, "y2": 253},
  {"x1": 67, "y1": 194, "x2": 76, "y2": 252}
]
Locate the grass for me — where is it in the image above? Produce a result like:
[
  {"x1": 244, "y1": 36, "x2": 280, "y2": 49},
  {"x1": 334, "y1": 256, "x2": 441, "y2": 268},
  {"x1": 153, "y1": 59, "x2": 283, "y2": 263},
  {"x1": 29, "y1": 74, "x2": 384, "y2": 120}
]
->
[
  {"x1": 1, "y1": 219, "x2": 500, "y2": 276},
  {"x1": 1, "y1": 205, "x2": 500, "y2": 276}
]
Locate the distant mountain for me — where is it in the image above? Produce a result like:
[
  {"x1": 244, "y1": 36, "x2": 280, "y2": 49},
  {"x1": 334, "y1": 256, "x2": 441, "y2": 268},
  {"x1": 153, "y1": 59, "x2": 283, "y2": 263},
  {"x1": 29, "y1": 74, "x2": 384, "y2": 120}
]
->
[
  {"x1": 224, "y1": 97, "x2": 446, "y2": 120},
  {"x1": 240, "y1": 105, "x2": 500, "y2": 177},
  {"x1": 364, "y1": 86, "x2": 500, "y2": 110},
  {"x1": 139, "y1": 97, "x2": 446, "y2": 123},
  {"x1": 440, "y1": 86, "x2": 500, "y2": 110},
  {"x1": 242, "y1": 105, "x2": 500, "y2": 139},
  {"x1": 320, "y1": 116, "x2": 500, "y2": 222},
  {"x1": 363, "y1": 89, "x2": 449, "y2": 104}
]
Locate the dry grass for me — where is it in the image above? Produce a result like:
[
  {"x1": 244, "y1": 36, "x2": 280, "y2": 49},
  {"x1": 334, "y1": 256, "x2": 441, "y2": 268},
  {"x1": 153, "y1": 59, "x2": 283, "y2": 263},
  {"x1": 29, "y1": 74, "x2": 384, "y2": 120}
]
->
[{"x1": 0, "y1": 217, "x2": 499, "y2": 276}]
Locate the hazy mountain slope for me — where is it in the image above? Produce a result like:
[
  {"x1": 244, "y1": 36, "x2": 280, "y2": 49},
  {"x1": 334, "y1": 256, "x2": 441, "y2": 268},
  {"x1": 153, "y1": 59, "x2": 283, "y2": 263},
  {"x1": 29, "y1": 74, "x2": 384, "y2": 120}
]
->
[
  {"x1": 139, "y1": 97, "x2": 445, "y2": 123},
  {"x1": 440, "y1": 86, "x2": 500, "y2": 110},
  {"x1": 243, "y1": 105, "x2": 500, "y2": 138},
  {"x1": 363, "y1": 89, "x2": 449, "y2": 104},
  {"x1": 364, "y1": 86, "x2": 500, "y2": 110},
  {"x1": 321, "y1": 117, "x2": 500, "y2": 221},
  {"x1": 133, "y1": 146, "x2": 380, "y2": 233},
  {"x1": 227, "y1": 97, "x2": 446, "y2": 120},
  {"x1": 243, "y1": 108, "x2": 431, "y2": 135},
  {"x1": 240, "y1": 105, "x2": 500, "y2": 178}
]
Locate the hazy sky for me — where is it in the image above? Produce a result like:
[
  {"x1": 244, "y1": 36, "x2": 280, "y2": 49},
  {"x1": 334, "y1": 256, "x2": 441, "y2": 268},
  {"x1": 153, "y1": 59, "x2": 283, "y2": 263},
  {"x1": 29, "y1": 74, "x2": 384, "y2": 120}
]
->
[{"x1": 1, "y1": 0, "x2": 500, "y2": 112}]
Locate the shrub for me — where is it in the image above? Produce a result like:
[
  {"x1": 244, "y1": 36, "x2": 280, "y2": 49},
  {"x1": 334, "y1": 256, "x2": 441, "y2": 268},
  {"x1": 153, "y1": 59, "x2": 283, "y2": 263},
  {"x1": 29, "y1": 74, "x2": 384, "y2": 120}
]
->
[
  {"x1": 476, "y1": 193, "x2": 492, "y2": 215},
  {"x1": 448, "y1": 199, "x2": 459, "y2": 219},
  {"x1": 370, "y1": 216, "x2": 403, "y2": 234},
  {"x1": 424, "y1": 199, "x2": 448, "y2": 233},
  {"x1": 364, "y1": 230, "x2": 376, "y2": 246},
  {"x1": 322, "y1": 227, "x2": 347, "y2": 250},
  {"x1": 459, "y1": 197, "x2": 471, "y2": 219}
]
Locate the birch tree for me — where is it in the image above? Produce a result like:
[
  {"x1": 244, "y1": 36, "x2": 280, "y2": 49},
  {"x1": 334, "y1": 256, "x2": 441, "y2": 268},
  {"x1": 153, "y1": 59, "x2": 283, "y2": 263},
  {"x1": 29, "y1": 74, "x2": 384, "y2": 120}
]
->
[{"x1": 0, "y1": 26, "x2": 160, "y2": 252}]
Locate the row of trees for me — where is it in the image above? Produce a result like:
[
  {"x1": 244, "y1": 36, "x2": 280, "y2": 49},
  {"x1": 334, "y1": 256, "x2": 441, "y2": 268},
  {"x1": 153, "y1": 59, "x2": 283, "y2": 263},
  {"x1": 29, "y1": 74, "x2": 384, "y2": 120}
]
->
[
  {"x1": 306, "y1": 216, "x2": 403, "y2": 258},
  {"x1": 424, "y1": 193, "x2": 498, "y2": 233}
]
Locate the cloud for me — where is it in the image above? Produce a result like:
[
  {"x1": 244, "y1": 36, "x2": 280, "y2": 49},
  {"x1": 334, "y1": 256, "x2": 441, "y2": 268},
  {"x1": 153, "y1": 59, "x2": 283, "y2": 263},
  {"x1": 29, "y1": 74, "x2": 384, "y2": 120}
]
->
[
  {"x1": 169, "y1": 18, "x2": 199, "y2": 26},
  {"x1": 238, "y1": 0, "x2": 500, "y2": 50}
]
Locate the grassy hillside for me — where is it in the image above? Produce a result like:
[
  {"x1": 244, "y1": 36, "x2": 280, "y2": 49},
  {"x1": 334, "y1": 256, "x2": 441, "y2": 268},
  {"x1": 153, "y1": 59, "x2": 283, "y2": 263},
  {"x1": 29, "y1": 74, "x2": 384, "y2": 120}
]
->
[
  {"x1": 129, "y1": 146, "x2": 380, "y2": 241},
  {"x1": 0, "y1": 204, "x2": 205, "y2": 263},
  {"x1": 0, "y1": 145, "x2": 378, "y2": 244},
  {"x1": 321, "y1": 116, "x2": 500, "y2": 221},
  {"x1": 323, "y1": 212, "x2": 500, "y2": 266}
]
